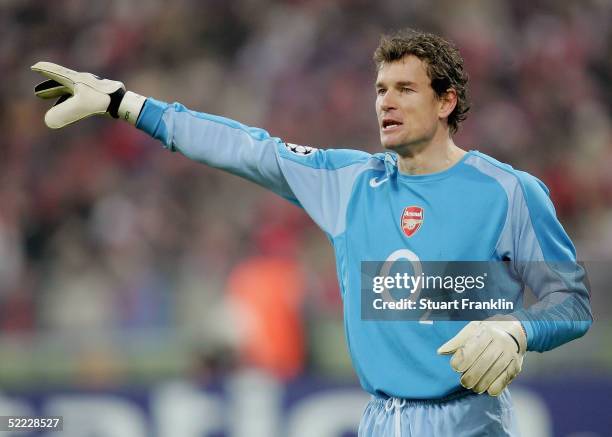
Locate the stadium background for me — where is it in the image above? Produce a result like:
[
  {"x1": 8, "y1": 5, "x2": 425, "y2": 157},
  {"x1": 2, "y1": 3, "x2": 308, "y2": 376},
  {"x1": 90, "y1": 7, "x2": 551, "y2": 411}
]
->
[{"x1": 1, "y1": 0, "x2": 611, "y2": 435}]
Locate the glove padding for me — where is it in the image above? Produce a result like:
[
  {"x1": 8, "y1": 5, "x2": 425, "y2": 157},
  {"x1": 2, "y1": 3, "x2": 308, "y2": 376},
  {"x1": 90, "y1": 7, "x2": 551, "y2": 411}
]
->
[
  {"x1": 437, "y1": 316, "x2": 527, "y2": 396},
  {"x1": 31, "y1": 62, "x2": 145, "y2": 128}
]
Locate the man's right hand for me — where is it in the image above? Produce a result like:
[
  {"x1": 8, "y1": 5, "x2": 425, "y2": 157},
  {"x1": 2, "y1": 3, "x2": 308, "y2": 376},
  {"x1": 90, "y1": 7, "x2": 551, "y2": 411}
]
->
[{"x1": 31, "y1": 62, "x2": 146, "y2": 129}]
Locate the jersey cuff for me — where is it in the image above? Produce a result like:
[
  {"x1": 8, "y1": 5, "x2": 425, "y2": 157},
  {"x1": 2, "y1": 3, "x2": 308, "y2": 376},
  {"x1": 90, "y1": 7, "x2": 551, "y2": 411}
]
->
[
  {"x1": 512, "y1": 308, "x2": 535, "y2": 351},
  {"x1": 136, "y1": 97, "x2": 170, "y2": 148}
]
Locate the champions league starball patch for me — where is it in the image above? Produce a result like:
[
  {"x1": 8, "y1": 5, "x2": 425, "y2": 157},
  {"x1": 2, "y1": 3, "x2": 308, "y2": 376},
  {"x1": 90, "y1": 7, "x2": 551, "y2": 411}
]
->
[{"x1": 285, "y1": 143, "x2": 316, "y2": 156}]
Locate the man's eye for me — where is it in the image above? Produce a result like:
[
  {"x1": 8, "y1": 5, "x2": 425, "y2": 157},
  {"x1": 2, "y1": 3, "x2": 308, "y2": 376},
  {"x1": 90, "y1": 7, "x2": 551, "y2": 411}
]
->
[
  {"x1": 376, "y1": 88, "x2": 386, "y2": 95},
  {"x1": 401, "y1": 87, "x2": 413, "y2": 93}
]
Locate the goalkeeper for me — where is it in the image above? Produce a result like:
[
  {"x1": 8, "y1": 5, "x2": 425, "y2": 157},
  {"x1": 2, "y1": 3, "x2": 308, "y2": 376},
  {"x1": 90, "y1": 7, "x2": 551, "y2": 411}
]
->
[{"x1": 32, "y1": 29, "x2": 592, "y2": 437}]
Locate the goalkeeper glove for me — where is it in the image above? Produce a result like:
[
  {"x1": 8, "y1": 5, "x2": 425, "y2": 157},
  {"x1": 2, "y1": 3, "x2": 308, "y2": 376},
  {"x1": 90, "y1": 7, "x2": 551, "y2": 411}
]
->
[
  {"x1": 31, "y1": 61, "x2": 146, "y2": 129},
  {"x1": 437, "y1": 316, "x2": 527, "y2": 396}
]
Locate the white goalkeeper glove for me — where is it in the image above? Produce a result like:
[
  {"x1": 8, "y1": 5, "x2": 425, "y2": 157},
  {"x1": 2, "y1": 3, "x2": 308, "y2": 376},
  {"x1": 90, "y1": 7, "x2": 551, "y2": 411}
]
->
[
  {"x1": 437, "y1": 316, "x2": 527, "y2": 396},
  {"x1": 31, "y1": 61, "x2": 146, "y2": 129}
]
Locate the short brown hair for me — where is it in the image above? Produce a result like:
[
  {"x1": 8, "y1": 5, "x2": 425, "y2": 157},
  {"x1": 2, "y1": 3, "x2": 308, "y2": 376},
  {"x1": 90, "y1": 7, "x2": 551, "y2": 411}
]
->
[{"x1": 373, "y1": 29, "x2": 470, "y2": 134}]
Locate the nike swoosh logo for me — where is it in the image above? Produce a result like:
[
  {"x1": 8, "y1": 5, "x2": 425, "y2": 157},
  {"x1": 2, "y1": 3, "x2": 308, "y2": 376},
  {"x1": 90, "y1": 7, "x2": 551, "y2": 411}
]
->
[{"x1": 369, "y1": 176, "x2": 389, "y2": 188}]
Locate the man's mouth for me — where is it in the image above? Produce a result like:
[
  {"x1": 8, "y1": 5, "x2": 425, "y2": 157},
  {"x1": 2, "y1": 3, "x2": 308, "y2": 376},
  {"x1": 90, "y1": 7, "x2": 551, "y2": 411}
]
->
[{"x1": 381, "y1": 119, "x2": 403, "y2": 132}]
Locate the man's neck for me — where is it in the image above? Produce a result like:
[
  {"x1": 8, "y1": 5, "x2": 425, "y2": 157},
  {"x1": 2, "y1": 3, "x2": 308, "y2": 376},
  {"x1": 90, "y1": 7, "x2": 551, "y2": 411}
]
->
[{"x1": 394, "y1": 134, "x2": 466, "y2": 175}]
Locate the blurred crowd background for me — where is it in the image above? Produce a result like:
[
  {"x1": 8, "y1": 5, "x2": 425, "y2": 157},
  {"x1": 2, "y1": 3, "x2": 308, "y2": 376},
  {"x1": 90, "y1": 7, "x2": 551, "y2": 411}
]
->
[{"x1": 1, "y1": 0, "x2": 611, "y2": 391}]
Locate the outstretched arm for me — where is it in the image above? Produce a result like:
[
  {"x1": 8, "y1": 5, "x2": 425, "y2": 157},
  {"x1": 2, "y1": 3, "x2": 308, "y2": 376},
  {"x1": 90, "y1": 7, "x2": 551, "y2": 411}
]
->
[{"x1": 31, "y1": 62, "x2": 375, "y2": 237}]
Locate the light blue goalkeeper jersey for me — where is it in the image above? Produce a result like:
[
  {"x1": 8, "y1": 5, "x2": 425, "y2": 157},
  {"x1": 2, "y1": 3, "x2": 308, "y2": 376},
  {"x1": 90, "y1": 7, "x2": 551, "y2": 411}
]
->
[{"x1": 137, "y1": 98, "x2": 592, "y2": 399}]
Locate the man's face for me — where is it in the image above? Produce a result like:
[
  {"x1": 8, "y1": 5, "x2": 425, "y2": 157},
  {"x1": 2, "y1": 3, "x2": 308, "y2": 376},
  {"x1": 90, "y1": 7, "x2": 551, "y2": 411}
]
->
[{"x1": 375, "y1": 55, "x2": 442, "y2": 151}]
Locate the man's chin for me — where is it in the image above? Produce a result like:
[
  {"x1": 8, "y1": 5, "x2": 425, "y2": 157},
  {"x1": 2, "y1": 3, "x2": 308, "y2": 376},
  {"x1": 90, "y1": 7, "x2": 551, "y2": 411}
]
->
[
  {"x1": 380, "y1": 132, "x2": 406, "y2": 150},
  {"x1": 380, "y1": 133, "x2": 426, "y2": 153}
]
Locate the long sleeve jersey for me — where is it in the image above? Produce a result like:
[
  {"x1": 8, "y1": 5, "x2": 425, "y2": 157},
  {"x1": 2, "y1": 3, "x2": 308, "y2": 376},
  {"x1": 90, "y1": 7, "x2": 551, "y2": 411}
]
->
[{"x1": 137, "y1": 98, "x2": 592, "y2": 399}]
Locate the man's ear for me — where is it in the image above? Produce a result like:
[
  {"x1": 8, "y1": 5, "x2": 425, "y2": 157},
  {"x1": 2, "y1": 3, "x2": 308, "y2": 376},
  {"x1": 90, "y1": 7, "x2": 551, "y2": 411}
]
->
[{"x1": 438, "y1": 88, "x2": 457, "y2": 120}]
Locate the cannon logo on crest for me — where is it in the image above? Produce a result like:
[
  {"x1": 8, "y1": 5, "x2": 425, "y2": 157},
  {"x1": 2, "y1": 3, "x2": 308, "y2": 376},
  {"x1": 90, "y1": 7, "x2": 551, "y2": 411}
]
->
[{"x1": 401, "y1": 206, "x2": 424, "y2": 237}]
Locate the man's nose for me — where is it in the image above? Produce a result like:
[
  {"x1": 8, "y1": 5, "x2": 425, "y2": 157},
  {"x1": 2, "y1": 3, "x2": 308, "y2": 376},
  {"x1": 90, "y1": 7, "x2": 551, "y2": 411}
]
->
[{"x1": 380, "y1": 91, "x2": 397, "y2": 111}]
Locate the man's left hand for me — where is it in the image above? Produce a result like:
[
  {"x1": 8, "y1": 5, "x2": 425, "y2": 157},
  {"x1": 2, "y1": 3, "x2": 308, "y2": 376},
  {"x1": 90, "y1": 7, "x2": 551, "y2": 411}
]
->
[{"x1": 437, "y1": 316, "x2": 527, "y2": 396}]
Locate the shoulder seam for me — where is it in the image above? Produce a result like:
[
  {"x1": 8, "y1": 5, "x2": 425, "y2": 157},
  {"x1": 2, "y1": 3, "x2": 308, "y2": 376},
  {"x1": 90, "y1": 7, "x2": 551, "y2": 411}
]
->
[
  {"x1": 469, "y1": 152, "x2": 525, "y2": 191},
  {"x1": 469, "y1": 153, "x2": 547, "y2": 262}
]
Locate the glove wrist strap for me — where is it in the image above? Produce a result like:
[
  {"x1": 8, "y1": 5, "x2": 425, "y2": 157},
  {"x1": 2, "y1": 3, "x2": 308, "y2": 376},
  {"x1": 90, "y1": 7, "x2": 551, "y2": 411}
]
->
[
  {"x1": 107, "y1": 88, "x2": 125, "y2": 118},
  {"x1": 117, "y1": 91, "x2": 147, "y2": 125}
]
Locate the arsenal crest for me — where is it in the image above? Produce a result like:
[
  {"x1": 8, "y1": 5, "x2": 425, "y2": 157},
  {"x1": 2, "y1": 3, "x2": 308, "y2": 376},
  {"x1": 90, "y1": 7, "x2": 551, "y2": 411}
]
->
[{"x1": 401, "y1": 206, "x2": 424, "y2": 237}]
